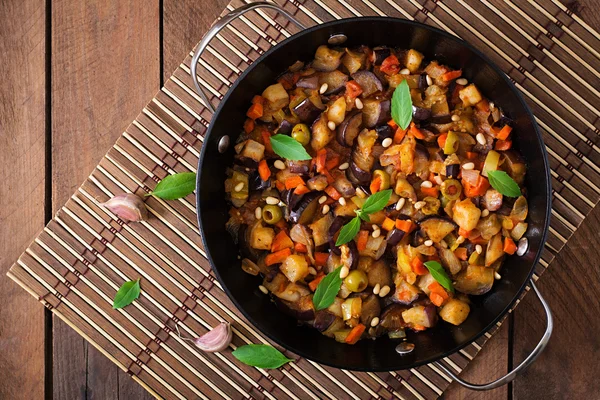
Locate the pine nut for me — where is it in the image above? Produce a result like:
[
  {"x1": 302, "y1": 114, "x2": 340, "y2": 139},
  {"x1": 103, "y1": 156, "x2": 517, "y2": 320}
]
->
[
  {"x1": 372, "y1": 229, "x2": 381, "y2": 238},
  {"x1": 421, "y1": 180, "x2": 433, "y2": 188},
  {"x1": 234, "y1": 182, "x2": 244, "y2": 192},
  {"x1": 400, "y1": 68, "x2": 410, "y2": 75},
  {"x1": 395, "y1": 198, "x2": 406, "y2": 211},
  {"x1": 476, "y1": 133, "x2": 486, "y2": 145},
  {"x1": 274, "y1": 160, "x2": 286, "y2": 170},
  {"x1": 266, "y1": 196, "x2": 279, "y2": 205},
  {"x1": 481, "y1": 209, "x2": 490, "y2": 217},
  {"x1": 426, "y1": 74, "x2": 433, "y2": 86},
  {"x1": 322, "y1": 204, "x2": 330, "y2": 214},
  {"x1": 378, "y1": 285, "x2": 391, "y2": 297},
  {"x1": 339, "y1": 197, "x2": 346, "y2": 206},
  {"x1": 494, "y1": 272, "x2": 502, "y2": 280},
  {"x1": 440, "y1": 240, "x2": 448, "y2": 248},
  {"x1": 462, "y1": 162, "x2": 475, "y2": 170},
  {"x1": 340, "y1": 266, "x2": 350, "y2": 279},
  {"x1": 382, "y1": 137, "x2": 393, "y2": 148},
  {"x1": 327, "y1": 121, "x2": 336, "y2": 130},
  {"x1": 424, "y1": 239, "x2": 433, "y2": 247},
  {"x1": 370, "y1": 317, "x2": 380, "y2": 327},
  {"x1": 371, "y1": 224, "x2": 379, "y2": 231},
  {"x1": 308, "y1": 267, "x2": 318, "y2": 275},
  {"x1": 456, "y1": 235, "x2": 465, "y2": 244},
  {"x1": 339, "y1": 162, "x2": 349, "y2": 170},
  {"x1": 355, "y1": 98, "x2": 363, "y2": 109},
  {"x1": 319, "y1": 83, "x2": 328, "y2": 94},
  {"x1": 373, "y1": 283, "x2": 381, "y2": 295},
  {"x1": 451, "y1": 114, "x2": 460, "y2": 122},
  {"x1": 456, "y1": 78, "x2": 468, "y2": 86},
  {"x1": 255, "y1": 207, "x2": 262, "y2": 220},
  {"x1": 319, "y1": 195, "x2": 327, "y2": 204},
  {"x1": 476, "y1": 244, "x2": 483, "y2": 254},
  {"x1": 434, "y1": 175, "x2": 443, "y2": 185},
  {"x1": 414, "y1": 201, "x2": 426, "y2": 210},
  {"x1": 258, "y1": 285, "x2": 268, "y2": 294}
]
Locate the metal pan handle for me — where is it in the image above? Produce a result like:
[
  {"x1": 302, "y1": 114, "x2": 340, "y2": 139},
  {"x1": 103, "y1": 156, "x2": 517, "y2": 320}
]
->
[
  {"x1": 433, "y1": 280, "x2": 553, "y2": 390},
  {"x1": 190, "y1": 1, "x2": 306, "y2": 114}
]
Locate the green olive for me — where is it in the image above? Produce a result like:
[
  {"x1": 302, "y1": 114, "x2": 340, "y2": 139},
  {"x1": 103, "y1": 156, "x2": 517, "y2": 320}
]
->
[
  {"x1": 372, "y1": 170, "x2": 391, "y2": 190},
  {"x1": 291, "y1": 123, "x2": 311, "y2": 146},
  {"x1": 443, "y1": 131, "x2": 459, "y2": 155},
  {"x1": 344, "y1": 270, "x2": 368, "y2": 292},
  {"x1": 262, "y1": 205, "x2": 283, "y2": 225},
  {"x1": 441, "y1": 179, "x2": 462, "y2": 201},
  {"x1": 421, "y1": 196, "x2": 441, "y2": 215}
]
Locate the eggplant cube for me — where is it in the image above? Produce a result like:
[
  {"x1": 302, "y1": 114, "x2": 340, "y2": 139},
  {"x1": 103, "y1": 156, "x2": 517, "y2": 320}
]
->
[
  {"x1": 250, "y1": 224, "x2": 275, "y2": 250},
  {"x1": 459, "y1": 84, "x2": 483, "y2": 107},
  {"x1": 402, "y1": 305, "x2": 436, "y2": 328},
  {"x1": 405, "y1": 49, "x2": 424, "y2": 73},
  {"x1": 439, "y1": 299, "x2": 470, "y2": 326},
  {"x1": 280, "y1": 255, "x2": 309, "y2": 283}
]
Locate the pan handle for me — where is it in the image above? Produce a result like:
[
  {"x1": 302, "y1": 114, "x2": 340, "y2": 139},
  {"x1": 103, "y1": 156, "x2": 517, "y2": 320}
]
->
[
  {"x1": 433, "y1": 280, "x2": 553, "y2": 390},
  {"x1": 190, "y1": 1, "x2": 306, "y2": 114}
]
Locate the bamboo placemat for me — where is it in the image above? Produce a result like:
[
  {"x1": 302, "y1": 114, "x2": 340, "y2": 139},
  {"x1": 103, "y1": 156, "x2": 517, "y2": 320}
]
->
[{"x1": 8, "y1": 0, "x2": 600, "y2": 398}]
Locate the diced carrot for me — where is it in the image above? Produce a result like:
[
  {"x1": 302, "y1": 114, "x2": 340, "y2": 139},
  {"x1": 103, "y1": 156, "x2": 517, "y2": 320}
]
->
[
  {"x1": 247, "y1": 102, "x2": 263, "y2": 120},
  {"x1": 437, "y1": 133, "x2": 448, "y2": 149},
  {"x1": 408, "y1": 122, "x2": 425, "y2": 139},
  {"x1": 314, "y1": 252, "x2": 329, "y2": 267},
  {"x1": 454, "y1": 247, "x2": 468, "y2": 260},
  {"x1": 294, "y1": 184, "x2": 311, "y2": 195},
  {"x1": 356, "y1": 230, "x2": 369, "y2": 251},
  {"x1": 430, "y1": 292, "x2": 445, "y2": 307},
  {"x1": 463, "y1": 175, "x2": 490, "y2": 198},
  {"x1": 397, "y1": 290, "x2": 413, "y2": 303},
  {"x1": 309, "y1": 272, "x2": 325, "y2": 291},
  {"x1": 413, "y1": 324, "x2": 427, "y2": 331},
  {"x1": 503, "y1": 237, "x2": 517, "y2": 255},
  {"x1": 370, "y1": 175, "x2": 382, "y2": 194},
  {"x1": 252, "y1": 95, "x2": 265, "y2": 105},
  {"x1": 382, "y1": 217, "x2": 396, "y2": 232},
  {"x1": 380, "y1": 55, "x2": 400, "y2": 75},
  {"x1": 324, "y1": 186, "x2": 341, "y2": 201},
  {"x1": 285, "y1": 175, "x2": 305, "y2": 190},
  {"x1": 495, "y1": 139, "x2": 512, "y2": 151},
  {"x1": 265, "y1": 248, "x2": 292, "y2": 266},
  {"x1": 465, "y1": 151, "x2": 478, "y2": 160},
  {"x1": 345, "y1": 80, "x2": 363, "y2": 99},
  {"x1": 294, "y1": 242, "x2": 308, "y2": 253},
  {"x1": 395, "y1": 219, "x2": 414, "y2": 233},
  {"x1": 393, "y1": 127, "x2": 407, "y2": 143},
  {"x1": 325, "y1": 155, "x2": 340, "y2": 170},
  {"x1": 345, "y1": 324, "x2": 366, "y2": 345},
  {"x1": 275, "y1": 220, "x2": 287, "y2": 230},
  {"x1": 271, "y1": 231, "x2": 294, "y2": 252},
  {"x1": 315, "y1": 148, "x2": 327, "y2": 173},
  {"x1": 243, "y1": 118, "x2": 255, "y2": 134},
  {"x1": 495, "y1": 125, "x2": 512, "y2": 141},
  {"x1": 428, "y1": 282, "x2": 449, "y2": 300},
  {"x1": 470, "y1": 235, "x2": 488, "y2": 245},
  {"x1": 441, "y1": 69, "x2": 462, "y2": 81},
  {"x1": 275, "y1": 181, "x2": 285, "y2": 191},
  {"x1": 258, "y1": 159, "x2": 271, "y2": 181},
  {"x1": 458, "y1": 227, "x2": 471, "y2": 238},
  {"x1": 261, "y1": 130, "x2": 273, "y2": 153},
  {"x1": 388, "y1": 119, "x2": 398, "y2": 130},
  {"x1": 475, "y1": 99, "x2": 490, "y2": 113},
  {"x1": 411, "y1": 257, "x2": 428, "y2": 275},
  {"x1": 278, "y1": 72, "x2": 299, "y2": 90},
  {"x1": 421, "y1": 186, "x2": 439, "y2": 198},
  {"x1": 323, "y1": 169, "x2": 335, "y2": 184}
]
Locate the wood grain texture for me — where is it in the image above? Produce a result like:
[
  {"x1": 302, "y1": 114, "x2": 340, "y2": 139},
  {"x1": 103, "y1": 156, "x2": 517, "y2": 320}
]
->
[
  {"x1": 0, "y1": 0, "x2": 47, "y2": 399},
  {"x1": 50, "y1": 0, "x2": 159, "y2": 398}
]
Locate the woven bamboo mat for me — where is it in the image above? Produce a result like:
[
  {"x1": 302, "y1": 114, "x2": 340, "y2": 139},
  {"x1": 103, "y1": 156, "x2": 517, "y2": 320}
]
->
[{"x1": 8, "y1": 0, "x2": 600, "y2": 398}]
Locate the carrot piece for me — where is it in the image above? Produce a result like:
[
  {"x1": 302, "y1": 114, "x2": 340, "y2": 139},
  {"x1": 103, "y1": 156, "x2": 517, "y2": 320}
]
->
[
  {"x1": 370, "y1": 175, "x2": 382, "y2": 194},
  {"x1": 243, "y1": 118, "x2": 255, "y2": 134},
  {"x1": 393, "y1": 127, "x2": 407, "y2": 143},
  {"x1": 325, "y1": 155, "x2": 340, "y2": 170},
  {"x1": 465, "y1": 151, "x2": 478, "y2": 160},
  {"x1": 356, "y1": 230, "x2": 369, "y2": 251},
  {"x1": 265, "y1": 248, "x2": 292, "y2": 266},
  {"x1": 475, "y1": 99, "x2": 490, "y2": 112},
  {"x1": 294, "y1": 184, "x2": 311, "y2": 195},
  {"x1": 470, "y1": 235, "x2": 488, "y2": 245},
  {"x1": 258, "y1": 160, "x2": 271, "y2": 181},
  {"x1": 380, "y1": 55, "x2": 400, "y2": 75},
  {"x1": 408, "y1": 122, "x2": 425, "y2": 139},
  {"x1": 495, "y1": 139, "x2": 512, "y2": 151},
  {"x1": 421, "y1": 186, "x2": 439, "y2": 198},
  {"x1": 411, "y1": 257, "x2": 428, "y2": 275},
  {"x1": 261, "y1": 129, "x2": 273, "y2": 153},
  {"x1": 294, "y1": 242, "x2": 308, "y2": 253},
  {"x1": 275, "y1": 219, "x2": 287, "y2": 230},
  {"x1": 503, "y1": 237, "x2": 517, "y2": 255},
  {"x1": 388, "y1": 119, "x2": 398, "y2": 130},
  {"x1": 271, "y1": 231, "x2": 294, "y2": 252},
  {"x1": 458, "y1": 227, "x2": 471, "y2": 238},
  {"x1": 315, "y1": 149, "x2": 327, "y2": 173},
  {"x1": 395, "y1": 219, "x2": 414, "y2": 233},
  {"x1": 252, "y1": 95, "x2": 265, "y2": 105},
  {"x1": 463, "y1": 175, "x2": 490, "y2": 198},
  {"x1": 441, "y1": 69, "x2": 462, "y2": 82},
  {"x1": 454, "y1": 247, "x2": 468, "y2": 260},
  {"x1": 382, "y1": 217, "x2": 396, "y2": 232},
  {"x1": 309, "y1": 273, "x2": 325, "y2": 291},
  {"x1": 324, "y1": 185, "x2": 341, "y2": 200},
  {"x1": 285, "y1": 175, "x2": 305, "y2": 190},
  {"x1": 275, "y1": 181, "x2": 285, "y2": 191},
  {"x1": 314, "y1": 252, "x2": 329, "y2": 267},
  {"x1": 437, "y1": 133, "x2": 448, "y2": 149},
  {"x1": 345, "y1": 80, "x2": 363, "y2": 99},
  {"x1": 413, "y1": 324, "x2": 427, "y2": 331},
  {"x1": 430, "y1": 292, "x2": 445, "y2": 307},
  {"x1": 247, "y1": 102, "x2": 263, "y2": 120},
  {"x1": 345, "y1": 324, "x2": 366, "y2": 345},
  {"x1": 495, "y1": 125, "x2": 512, "y2": 141}
]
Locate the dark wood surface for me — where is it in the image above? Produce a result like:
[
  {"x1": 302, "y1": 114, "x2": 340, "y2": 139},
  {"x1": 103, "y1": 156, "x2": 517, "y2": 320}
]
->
[{"x1": 0, "y1": 0, "x2": 598, "y2": 399}]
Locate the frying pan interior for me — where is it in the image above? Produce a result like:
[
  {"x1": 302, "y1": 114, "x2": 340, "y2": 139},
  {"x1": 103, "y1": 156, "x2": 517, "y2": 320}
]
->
[{"x1": 197, "y1": 18, "x2": 550, "y2": 371}]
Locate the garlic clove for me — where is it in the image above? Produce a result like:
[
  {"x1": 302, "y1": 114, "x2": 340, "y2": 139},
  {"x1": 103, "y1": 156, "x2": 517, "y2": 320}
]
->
[
  {"x1": 193, "y1": 322, "x2": 232, "y2": 352},
  {"x1": 101, "y1": 193, "x2": 148, "y2": 222}
]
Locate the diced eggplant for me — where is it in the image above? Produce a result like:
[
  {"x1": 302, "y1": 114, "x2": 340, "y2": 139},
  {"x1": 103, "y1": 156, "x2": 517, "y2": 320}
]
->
[
  {"x1": 322, "y1": 317, "x2": 347, "y2": 338},
  {"x1": 289, "y1": 191, "x2": 322, "y2": 224},
  {"x1": 362, "y1": 99, "x2": 391, "y2": 128},
  {"x1": 394, "y1": 178, "x2": 418, "y2": 202},
  {"x1": 359, "y1": 236, "x2": 387, "y2": 260},
  {"x1": 411, "y1": 229, "x2": 428, "y2": 247},
  {"x1": 418, "y1": 73, "x2": 428, "y2": 90},
  {"x1": 248, "y1": 171, "x2": 271, "y2": 191},
  {"x1": 342, "y1": 48, "x2": 367, "y2": 75},
  {"x1": 249, "y1": 222, "x2": 275, "y2": 250},
  {"x1": 296, "y1": 75, "x2": 319, "y2": 90},
  {"x1": 309, "y1": 213, "x2": 334, "y2": 246},
  {"x1": 351, "y1": 70, "x2": 384, "y2": 97},
  {"x1": 348, "y1": 160, "x2": 372, "y2": 185},
  {"x1": 352, "y1": 128, "x2": 378, "y2": 174},
  {"x1": 380, "y1": 304, "x2": 409, "y2": 331},
  {"x1": 313, "y1": 310, "x2": 337, "y2": 332},
  {"x1": 429, "y1": 114, "x2": 453, "y2": 124},
  {"x1": 238, "y1": 225, "x2": 262, "y2": 262},
  {"x1": 371, "y1": 46, "x2": 391, "y2": 65},
  {"x1": 337, "y1": 111, "x2": 363, "y2": 147},
  {"x1": 311, "y1": 113, "x2": 334, "y2": 151},
  {"x1": 292, "y1": 97, "x2": 323, "y2": 123},
  {"x1": 286, "y1": 159, "x2": 311, "y2": 174},
  {"x1": 454, "y1": 265, "x2": 494, "y2": 295},
  {"x1": 452, "y1": 198, "x2": 482, "y2": 232},
  {"x1": 438, "y1": 247, "x2": 462, "y2": 275},
  {"x1": 402, "y1": 305, "x2": 437, "y2": 329},
  {"x1": 405, "y1": 49, "x2": 425, "y2": 73},
  {"x1": 459, "y1": 84, "x2": 483, "y2": 107},
  {"x1": 318, "y1": 70, "x2": 349, "y2": 95},
  {"x1": 439, "y1": 298, "x2": 470, "y2": 326},
  {"x1": 262, "y1": 83, "x2": 290, "y2": 110},
  {"x1": 277, "y1": 119, "x2": 294, "y2": 134},
  {"x1": 375, "y1": 124, "x2": 394, "y2": 140},
  {"x1": 307, "y1": 175, "x2": 328, "y2": 192},
  {"x1": 476, "y1": 214, "x2": 502, "y2": 240},
  {"x1": 386, "y1": 228, "x2": 405, "y2": 247},
  {"x1": 412, "y1": 106, "x2": 431, "y2": 121},
  {"x1": 328, "y1": 216, "x2": 346, "y2": 255},
  {"x1": 263, "y1": 272, "x2": 288, "y2": 295},
  {"x1": 233, "y1": 156, "x2": 258, "y2": 170},
  {"x1": 332, "y1": 174, "x2": 356, "y2": 197},
  {"x1": 360, "y1": 295, "x2": 382, "y2": 326},
  {"x1": 485, "y1": 233, "x2": 504, "y2": 266},
  {"x1": 240, "y1": 140, "x2": 265, "y2": 163},
  {"x1": 280, "y1": 254, "x2": 309, "y2": 282},
  {"x1": 340, "y1": 241, "x2": 359, "y2": 270},
  {"x1": 392, "y1": 280, "x2": 420, "y2": 305},
  {"x1": 365, "y1": 259, "x2": 393, "y2": 288},
  {"x1": 275, "y1": 296, "x2": 315, "y2": 321},
  {"x1": 312, "y1": 45, "x2": 344, "y2": 72},
  {"x1": 446, "y1": 163, "x2": 460, "y2": 179},
  {"x1": 275, "y1": 282, "x2": 311, "y2": 303},
  {"x1": 327, "y1": 96, "x2": 347, "y2": 125},
  {"x1": 414, "y1": 143, "x2": 430, "y2": 179},
  {"x1": 501, "y1": 150, "x2": 527, "y2": 185},
  {"x1": 419, "y1": 217, "x2": 457, "y2": 243},
  {"x1": 417, "y1": 273, "x2": 437, "y2": 295}
]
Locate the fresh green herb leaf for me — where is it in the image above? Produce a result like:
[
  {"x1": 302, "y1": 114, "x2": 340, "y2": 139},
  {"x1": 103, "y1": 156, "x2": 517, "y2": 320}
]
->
[
  {"x1": 232, "y1": 344, "x2": 293, "y2": 369},
  {"x1": 313, "y1": 266, "x2": 344, "y2": 310},
  {"x1": 361, "y1": 189, "x2": 392, "y2": 214},
  {"x1": 357, "y1": 210, "x2": 371, "y2": 222},
  {"x1": 270, "y1": 134, "x2": 312, "y2": 161},
  {"x1": 487, "y1": 170, "x2": 521, "y2": 197},
  {"x1": 423, "y1": 261, "x2": 454, "y2": 293},
  {"x1": 148, "y1": 172, "x2": 196, "y2": 200},
  {"x1": 391, "y1": 79, "x2": 413, "y2": 130},
  {"x1": 113, "y1": 278, "x2": 141, "y2": 309},
  {"x1": 335, "y1": 216, "x2": 361, "y2": 246}
]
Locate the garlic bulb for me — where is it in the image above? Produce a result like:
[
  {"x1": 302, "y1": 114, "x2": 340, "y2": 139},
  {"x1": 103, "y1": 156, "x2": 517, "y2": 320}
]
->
[
  {"x1": 192, "y1": 322, "x2": 232, "y2": 352},
  {"x1": 101, "y1": 193, "x2": 148, "y2": 222}
]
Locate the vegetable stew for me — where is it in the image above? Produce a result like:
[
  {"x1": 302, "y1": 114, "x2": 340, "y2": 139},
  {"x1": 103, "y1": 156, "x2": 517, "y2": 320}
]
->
[{"x1": 225, "y1": 44, "x2": 529, "y2": 344}]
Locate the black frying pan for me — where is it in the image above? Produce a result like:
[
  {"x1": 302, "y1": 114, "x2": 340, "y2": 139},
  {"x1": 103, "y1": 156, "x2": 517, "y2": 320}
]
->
[{"x1": 192, "y1": 2, "x2": 552, "y2": 388}]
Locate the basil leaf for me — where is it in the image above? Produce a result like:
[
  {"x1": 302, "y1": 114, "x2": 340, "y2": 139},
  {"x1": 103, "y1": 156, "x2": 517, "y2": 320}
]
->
[
  {"x1": 313, "y1": 266, "x2": 343, "y2": 310},
  {"x1": 487, "y1": 170, "x2": 521, "y2": 197},
  {"x1": 361, "y1": 189, "x2": 392, "y2": 215},
  {"x1": 270, "y1": 134, "x2": 312, "y2": 161},
  {"x1": 148, "y1": 172, "x2": 196, "y2": 200},
  {"x1": 423, "y1": 261, "x2": 454, "y2": 293},
  {"x1": 232, "y1": 344, "x2": 293, "y2": 369},
  {"x1": 391, "y1": 79, "x2": 413, "y2": 130},
  {"x1": 113, "y1": 278, "x2": 141, "y2": 309},
  {"x1": 335, "y1": 216, "x2": 361, "y2": 246}
]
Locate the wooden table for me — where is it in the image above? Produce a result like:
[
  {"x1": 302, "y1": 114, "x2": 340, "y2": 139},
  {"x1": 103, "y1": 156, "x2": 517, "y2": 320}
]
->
[{"x1": 1, "y1": 1, "x2": 599, "y2": 398}]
